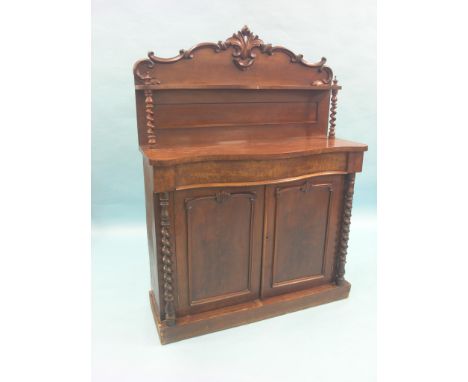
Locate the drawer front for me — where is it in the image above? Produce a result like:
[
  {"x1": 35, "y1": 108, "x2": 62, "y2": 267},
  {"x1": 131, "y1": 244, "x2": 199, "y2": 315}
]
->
[
  {"x1": 152, "y1": 152, "x2": 351, "y2": 193},
  {"x1": 174, "y1": 186, "x2": 264, "y2": 315},
  {"x1": 261, "y1": 175, "x2": 344, "y2": 298},
  {"x1": 174, "y1": 153, "x2": 347, "y2": 189}
]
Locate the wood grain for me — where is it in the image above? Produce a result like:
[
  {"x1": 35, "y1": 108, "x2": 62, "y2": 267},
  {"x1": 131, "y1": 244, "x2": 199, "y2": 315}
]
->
[
  {"x1": 150, "y1": 281, "x2": 351, "y2": 344},
  {"x1": 261, "y1": 175, "x2": 344, "y2": 298},
  {"x1": 134, "y1": 26, "x2": 367, "y2": 344},
  {"x1": 142, "y1": 137, "x2": 367, "y2": 166},
  {"x1": 174, "y1": 186, "x2": 264, "y2": 316},
  {"x1": 134, "y1": 25, "x2": 333, "y2": 89}
]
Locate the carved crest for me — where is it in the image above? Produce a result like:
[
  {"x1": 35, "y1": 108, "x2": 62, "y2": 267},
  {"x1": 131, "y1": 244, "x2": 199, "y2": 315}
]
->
[{"x1": 134, "y1": 25, "x2": 332, "y2": 80}]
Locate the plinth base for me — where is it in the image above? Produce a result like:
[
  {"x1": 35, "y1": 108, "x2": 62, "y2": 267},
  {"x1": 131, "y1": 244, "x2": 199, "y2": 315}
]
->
[{"x1": 149, "y1": 281, "x2": 351, "y2": 345}]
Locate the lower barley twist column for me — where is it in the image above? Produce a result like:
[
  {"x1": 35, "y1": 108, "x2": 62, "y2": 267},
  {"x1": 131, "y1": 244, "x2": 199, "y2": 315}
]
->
[
  {"x1": 336, "y1": 173, "x2": 356, "y2": 286},
  {"x1": 159, "y1": 192, "x2": 176, "y2": 326}
]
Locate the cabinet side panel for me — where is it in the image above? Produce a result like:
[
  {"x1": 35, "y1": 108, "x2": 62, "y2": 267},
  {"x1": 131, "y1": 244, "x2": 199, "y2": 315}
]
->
[{"x1": 143, "y1": 158, "x2": 160, "y2": 307}]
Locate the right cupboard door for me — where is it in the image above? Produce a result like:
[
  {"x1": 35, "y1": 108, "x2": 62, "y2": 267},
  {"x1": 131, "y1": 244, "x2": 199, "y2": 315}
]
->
[{"x1": 261, "y1": 175, "x2": 345, "y2": 298}]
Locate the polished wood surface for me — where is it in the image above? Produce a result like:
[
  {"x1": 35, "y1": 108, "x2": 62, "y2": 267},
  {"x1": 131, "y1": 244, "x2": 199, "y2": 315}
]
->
[
  {"x1": 150, "y1": 150, "x2": 364, "y2": 193},
  {"x1": 133, "y1": 26, "x2": 367, "y2": 344},
  {"x1": 141, "y1": 136, "x2": 366, "y2": 166},
  {"x1": 174, "y1": 186, "x2": 264, "y2": 316},
  {"x1": 150, "y1": 281, "x2": 351, "y2": 345},
  {"x1": 134, "y1": 26, "x2": 334, "y2": 90},
  {"x1": 261, "y1": 175, "x2": 344, "y2": 298}
]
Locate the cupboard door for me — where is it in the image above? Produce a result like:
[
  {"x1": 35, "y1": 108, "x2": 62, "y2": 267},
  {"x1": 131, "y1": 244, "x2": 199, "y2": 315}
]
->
[
  {"x1": 261, "y1": 175, "x2": 344, "y2": 298},
  {"x1": 174, "y1": 186, "x2": 264, "y2": 315}
]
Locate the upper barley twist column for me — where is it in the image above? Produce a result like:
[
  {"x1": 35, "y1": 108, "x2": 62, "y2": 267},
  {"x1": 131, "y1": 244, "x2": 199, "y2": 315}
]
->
[
  {"x1": 144, "y1": 89, "x2": 157, "y2": 144},
  {"x1": 335, "y1": 173, "x2": 356, "y2": 285},
  {"x1": 328, "y1": 77, "x2": 339, "y2": 139},
  {"x1": 159, "y1": 192, "x2": 176, "y2": 326}
]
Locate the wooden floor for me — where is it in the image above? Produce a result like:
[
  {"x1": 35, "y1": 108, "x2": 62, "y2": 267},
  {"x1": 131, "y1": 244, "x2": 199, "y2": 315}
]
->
[{"x1": 150, "y1": 281, "x2": 351, "y2": 345}]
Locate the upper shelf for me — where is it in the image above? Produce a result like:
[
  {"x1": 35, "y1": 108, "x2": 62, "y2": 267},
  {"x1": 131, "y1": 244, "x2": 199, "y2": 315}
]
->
[{"x1": 141, "y1": 136, "x2": 368, "y2": 166}]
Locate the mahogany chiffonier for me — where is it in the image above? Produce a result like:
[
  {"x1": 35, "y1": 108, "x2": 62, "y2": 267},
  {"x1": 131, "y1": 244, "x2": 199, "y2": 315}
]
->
[{"x1": 133, "y1": 26, "x2": 367, "y2": 344}]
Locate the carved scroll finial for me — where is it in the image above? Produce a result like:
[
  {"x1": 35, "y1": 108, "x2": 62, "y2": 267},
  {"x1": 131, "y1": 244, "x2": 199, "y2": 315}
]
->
[
  {"x1": 335, "y1": 173, "x2": 356, "y2": 286},
  {"x1": 144, "y1": 89, "x2": 156, "y2": 144},
  {"x1": 159, "y1": 192, "x2": 175, "y2": 326},
  {"x1": 329, "y1": 76, "x2": 339, "y2": 139}
]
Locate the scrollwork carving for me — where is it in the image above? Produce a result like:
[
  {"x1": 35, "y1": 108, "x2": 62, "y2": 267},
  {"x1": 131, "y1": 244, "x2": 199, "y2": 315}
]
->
[
  {"x1": 133, "y1": 25, "x2": 333, "y2": 80},
  {"x1": 134, "y1": 59, "x2": 161, "y2": 85},
  {"x1": 134, "y1": 59, "x2": 153, "y2": 81},
  {"x1": 148, "y1": 42, "x2": 227, "y2": 64},
  {"x1": 260, "y1": 44, "x2": 327, "y2": 70},
  {"x1": 335, "y1": 173, "x2": 355, "y2": 286}
]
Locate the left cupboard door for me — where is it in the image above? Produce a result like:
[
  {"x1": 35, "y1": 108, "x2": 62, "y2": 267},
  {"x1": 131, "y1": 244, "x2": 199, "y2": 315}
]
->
[{"x1": 174, "y1": 186, "x2": 264, "y2": 316}]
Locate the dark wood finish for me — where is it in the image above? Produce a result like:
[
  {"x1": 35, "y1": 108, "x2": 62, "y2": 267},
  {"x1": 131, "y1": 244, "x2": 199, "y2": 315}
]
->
[
  {"x1": 150, "y1": 281, "x2": 351, "y2": 345},
  {"x1": 329, "y1": 77, "x2": 339, "y2": 138},
  {"x1": 158, "y1": 192, "x2": 176, "y2": 326},
  {"x1": 142, "y1": 137, "x2": 366, "y2": 166},
  {"x1": 336, "y1": 173, "x2": 356, "y2": 285},
  {"x1": 134, "y1": 26, "x2": 367, "y2": 344},
  {"x1": 144, "y1": 89, "x2": 157, "y2": 144},
  {"x1": 174, "y1": 186, "x2": 264, "y2": 315},
  {"x1": 134, "y1": 26, "x2": 334, "y2": 89},
  {"x1": 261, "y1": 175, "x2": 344, "y2": 298},
  {"x1": 142, "y1": 158, "x2": 160, "y2": 306}
]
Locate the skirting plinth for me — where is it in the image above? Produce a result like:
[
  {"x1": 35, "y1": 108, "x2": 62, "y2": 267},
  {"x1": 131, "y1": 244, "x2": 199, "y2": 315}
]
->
[{"x1": 149, "y1": 281, "x2": 351, "y2": 345}]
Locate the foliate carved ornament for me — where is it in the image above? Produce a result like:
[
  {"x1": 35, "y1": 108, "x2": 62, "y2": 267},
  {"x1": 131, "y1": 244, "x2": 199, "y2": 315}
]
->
[
  {"x1": 223, "y1": 26, "x2": 264, "y2": 70},
  {"x1": 134, "y1": 25, "x2": 333, "y2": 81}
]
